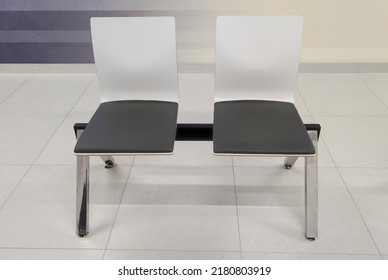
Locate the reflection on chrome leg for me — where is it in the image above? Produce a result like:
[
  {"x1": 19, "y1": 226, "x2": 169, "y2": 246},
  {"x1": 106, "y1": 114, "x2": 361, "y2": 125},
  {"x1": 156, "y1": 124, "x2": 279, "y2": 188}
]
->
[
  {"x1": 76, "y1": 155, "x2": 89, "y2": 237},
  {"x1": 305, "y1": 130, "x2": 318, "y2": 240}
]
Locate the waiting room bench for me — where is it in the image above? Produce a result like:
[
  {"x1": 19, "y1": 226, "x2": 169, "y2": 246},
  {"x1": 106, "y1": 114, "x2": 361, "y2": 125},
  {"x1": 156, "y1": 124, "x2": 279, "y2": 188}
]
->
[{"x1": 74, "y1": 16, "x2": 321, "y2": 240}]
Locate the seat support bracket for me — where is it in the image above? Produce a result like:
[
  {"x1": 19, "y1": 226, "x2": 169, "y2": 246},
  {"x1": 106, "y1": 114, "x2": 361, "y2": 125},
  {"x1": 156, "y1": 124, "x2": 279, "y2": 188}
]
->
[{"x1": 284, "y1": 124, "x2": 321, "y2": 169}]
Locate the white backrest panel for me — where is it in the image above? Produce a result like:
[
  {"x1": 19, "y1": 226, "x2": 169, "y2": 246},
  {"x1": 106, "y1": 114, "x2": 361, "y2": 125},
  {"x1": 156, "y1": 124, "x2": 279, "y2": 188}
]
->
[
  {"x1": 91, "y1": 17, "x2": 179, "y2": 103},
  {"x1": 215, "y1": 16, "x2": 303, "y2": 103}
]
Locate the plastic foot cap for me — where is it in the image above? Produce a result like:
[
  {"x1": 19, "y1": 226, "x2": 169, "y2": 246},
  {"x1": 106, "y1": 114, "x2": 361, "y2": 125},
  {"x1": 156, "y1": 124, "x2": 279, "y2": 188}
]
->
[
  {"x1": 284, "y1": 164, "x2": 292, "y2": 169},
  {"x1": 105, "y1": 160, "x2": 116, "y2": 169}
]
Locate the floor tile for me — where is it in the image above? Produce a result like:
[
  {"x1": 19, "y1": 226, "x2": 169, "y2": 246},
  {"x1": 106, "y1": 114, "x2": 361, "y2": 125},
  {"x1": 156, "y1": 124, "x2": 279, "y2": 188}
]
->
[
  {"x1": 178, "y1": 114, "x2": 213, "y2": 123},
  {"x1": 69, "y1": 77, "x2": 100, "y2": 117},
  {"x1": 107, "y1": 205, "x2": 240, "y2": 251},
  {"x1": 36, "y1": 115, "x2": 134, "y2": 166},
  {"x1": 340, "y1": 168, "x2": 388, "y2": 254},
  {"x1": 235, "y1": 166, "x2": 305, "y2": 208},
  {"x1": 178, "y1": 73, "x2": 214, "y2": 115},
  {"x1": 359, "y1": 73, "x2": 388, "y2": 83},
  {"x1": 108, "y1": 164, "x2": 239, "y2": 251},
  {"x1": 0, "y1": 115, "x2": 65, "y2": 164},
  {"x1": 0, "y1": 74, "x2": 31, "y2": 103},
  {"x1": 1, "y1": 71, "x2": 388, "y2": 259},
  {"x1": 133, "y1": 141, "x2": 232, "y2": 166},
  {"x1": 0, "y1": 165, "x2": 30, "y2": 208},
  {"x1": 0, "y1": 249, "x2": 104, "y2": 260},
  {"x1": 294, "y1": 89, "x2": 310, "y2": 116},
  {"x1": 104, "y1": 250, "x2": 241, "y2": 260},
  {"x1": 298, "y1": 79, "x2": 388, "y2": 116},
  {"x1": 5, "y1": 164, "x2": 131, "y2": 208},
  {"x1": 0, "y1": 74, "x2": 94, "y2": 116},
  {"x1": 315, "y1": 117, "x2": 388, "y2": 168},
  {"x1": 0, "y1": 165, "x2": 130, "y2": 249},
  {"x1": 297, "y1": 73, "x2": 364, "y2": 83},
  {"x1": 364, "y1": 81, "x2": 388, "y2": 107},
  {"x1": 0, "y1": 204, "x2": 117, "y2": 249},
  {"x1": 242, "y1": 252, "x2": 381, "y2": 260},
  {"x1": 122, "y1": 166, "x2": 236, "y2": 206},
  {"x1": 299, "y1": 64, "x2": 359, "y2": 74},
  {"x1": 235, "y1": 167, "x2": 378, "y2": 254}
]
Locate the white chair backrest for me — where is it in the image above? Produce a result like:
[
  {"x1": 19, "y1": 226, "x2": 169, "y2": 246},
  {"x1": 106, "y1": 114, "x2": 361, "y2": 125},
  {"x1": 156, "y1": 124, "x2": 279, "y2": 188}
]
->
[
  {"x1": 215, "y1": 16, "x2": 303, "y2": 103},
  {"x1": 91, "y1": 17, "x2": 179, "y2": 103}
]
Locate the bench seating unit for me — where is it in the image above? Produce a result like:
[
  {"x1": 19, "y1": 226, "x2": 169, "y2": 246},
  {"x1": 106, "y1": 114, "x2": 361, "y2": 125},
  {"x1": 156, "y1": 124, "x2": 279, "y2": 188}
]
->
[{"x1": 74, "y1": 16, "x2": 320, "y2": 240}]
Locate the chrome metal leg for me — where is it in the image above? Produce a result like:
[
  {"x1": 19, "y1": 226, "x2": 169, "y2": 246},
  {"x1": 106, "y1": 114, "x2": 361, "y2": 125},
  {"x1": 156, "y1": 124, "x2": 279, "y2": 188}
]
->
[
  {"x1": 305, "y1": 130, "x2": 318, "y2": 240},
  {"x1": 99, "y1": 155, "x2": 116, "y2": 168},
  {"x1": 284, "y1": 156, "x2": 298, "y2": 169},
  {"x1": 77, "y1": 155, "x2": 89, "y2": 237}
]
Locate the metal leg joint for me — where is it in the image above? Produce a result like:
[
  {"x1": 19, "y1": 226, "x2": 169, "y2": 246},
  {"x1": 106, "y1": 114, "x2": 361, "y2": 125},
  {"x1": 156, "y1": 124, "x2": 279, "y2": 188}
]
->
[
  {"x1": 284, "y1": 156, "x2": 298, "y2": 169},
  {"x1": 100, "y1": 156, "x2": 117, "y2": 169}
]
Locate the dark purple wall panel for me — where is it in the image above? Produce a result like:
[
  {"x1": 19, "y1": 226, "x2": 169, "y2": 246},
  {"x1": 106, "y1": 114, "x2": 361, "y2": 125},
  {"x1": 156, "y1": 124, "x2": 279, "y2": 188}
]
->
[
  {"x1": 0, "y1": 43, "x2": 94, "y2": 63},
  {"x1": 0, "y1": 10, "x2": 148, "y2": 63}
]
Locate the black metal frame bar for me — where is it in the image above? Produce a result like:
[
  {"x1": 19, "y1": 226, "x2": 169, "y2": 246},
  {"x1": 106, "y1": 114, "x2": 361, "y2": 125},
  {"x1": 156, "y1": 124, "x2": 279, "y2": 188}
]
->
[{"x1": 74, "y1": 123, "x2": 320, "y2": 141}]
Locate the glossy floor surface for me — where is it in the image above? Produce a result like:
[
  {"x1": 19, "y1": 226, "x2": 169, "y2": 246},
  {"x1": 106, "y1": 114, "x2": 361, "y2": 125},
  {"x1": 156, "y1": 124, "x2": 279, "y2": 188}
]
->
[{"x1": 0, "y1": 72, "x2": 388, "y2": 260}]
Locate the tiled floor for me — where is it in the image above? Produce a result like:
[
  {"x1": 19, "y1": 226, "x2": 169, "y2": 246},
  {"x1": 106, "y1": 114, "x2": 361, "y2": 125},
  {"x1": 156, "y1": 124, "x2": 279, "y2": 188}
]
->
[{"x1": 0, "y1": 72, "x2": 388, "y2": 260}]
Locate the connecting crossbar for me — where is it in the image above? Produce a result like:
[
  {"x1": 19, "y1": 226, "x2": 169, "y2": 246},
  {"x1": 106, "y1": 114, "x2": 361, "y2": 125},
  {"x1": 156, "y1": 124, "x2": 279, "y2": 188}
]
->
[{"x1": 74, "y1": 123, "x2": 320, "y2": 142}]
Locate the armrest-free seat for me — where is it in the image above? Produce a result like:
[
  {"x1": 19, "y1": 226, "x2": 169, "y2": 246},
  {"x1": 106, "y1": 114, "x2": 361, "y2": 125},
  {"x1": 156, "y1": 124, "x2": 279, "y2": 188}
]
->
[
  {"x1": 74, "y1": 100, "x2": 178, "y2": 155},
  {"x1": 214, "y1": 100, "x2": 314, "y2": 155},
  {"x1": 74, "y1": 17, "x2": 179, "y2": 237},
  {"x1": 213, "y1": 16, "x2": 320, "y2": 240}
]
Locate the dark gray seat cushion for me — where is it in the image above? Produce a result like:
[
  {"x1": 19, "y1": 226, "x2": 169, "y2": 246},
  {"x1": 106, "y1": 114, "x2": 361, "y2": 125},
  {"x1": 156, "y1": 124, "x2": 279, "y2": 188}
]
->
[
  {"x1": 74, "y1": 100, "x2": 178, "y2": 154},
  {"x1": 213, "y1": 100, "x2": 315, "y2": 155}
]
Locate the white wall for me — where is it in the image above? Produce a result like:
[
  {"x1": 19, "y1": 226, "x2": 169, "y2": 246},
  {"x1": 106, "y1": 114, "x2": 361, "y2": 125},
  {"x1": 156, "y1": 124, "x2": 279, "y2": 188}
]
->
[{"x1": 167, "y1": 0, "x2": 388, "y2": 63}]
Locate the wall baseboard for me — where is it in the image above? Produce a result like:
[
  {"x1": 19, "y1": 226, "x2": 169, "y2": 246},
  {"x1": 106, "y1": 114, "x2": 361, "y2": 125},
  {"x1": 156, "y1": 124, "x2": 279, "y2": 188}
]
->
[
  {"x1": 1, "y1": 63, "x2": 388, "y2": 74},
  {"x1": 298, "y1": 63, "x2": 388, "y2": 73}
]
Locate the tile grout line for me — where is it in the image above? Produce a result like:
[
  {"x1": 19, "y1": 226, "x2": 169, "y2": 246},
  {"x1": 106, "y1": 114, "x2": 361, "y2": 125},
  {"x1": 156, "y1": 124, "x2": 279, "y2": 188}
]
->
[
  {"x1": 336, "y1": 169, "x2": 382, "y2": 256},
  {"x1": 0, "y1": 74, "x2": 100, "y2": 256},
  {"x1": 359, "y1": 74, "x2": 388, "y2": 110},
  {"x1": 295, "y1": 85, "x2": 314, "y2": 120},
  {"x1": 102, "y1": 161, "x2": 135, "y2": 260},
  {"x1": 2, "y1": 73, "x2": 387, "y2": 259},
  {"x1": 298, "y1": 82, "x2": 337, "y2": 167},
  {"x1": 0, "y1": 73, "x2": 34, "y2": 106},
  {"x1": 313, "y1": 120, "x2": 383, "y2": 256},
  {"x1": 1, "y1": 74, "x2": 98, "y2": 252},
  {"x1": 298, "y1": 80, "x2": 382, "y2": 256},
  {"x1": 0, "y1": 164, "x2": 33, "y2": 210},
  {"x1": 296, "y1": 74, "x2": 388, "y2": 118},
  {"x1": 30, "y1": 75, "x2": 96, "y2": 165},
  {"x1": 67, "y1": 75, "x2": 97, "y2": 116},
  {"x1": 241, "y1": 251, "x2": 383, "y2": 259},
  {"x1": 231, "y1": 157, "x2": 243, "y2": 260},
  {"x1": 0, "y1": 247, "x2": 104, "y2": 251}
]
